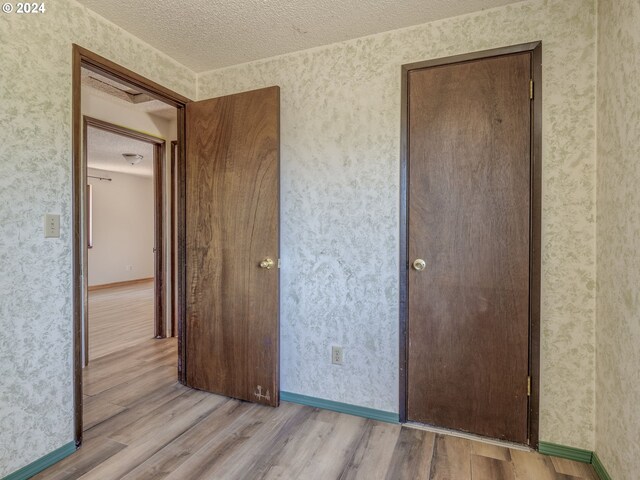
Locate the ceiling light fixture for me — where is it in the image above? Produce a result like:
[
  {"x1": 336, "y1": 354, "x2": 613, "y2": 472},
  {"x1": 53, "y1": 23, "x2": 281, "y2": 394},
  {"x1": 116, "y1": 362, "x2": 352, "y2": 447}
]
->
[{"x1": 122, "y1": 153, "x2": 143, "y2": 165}]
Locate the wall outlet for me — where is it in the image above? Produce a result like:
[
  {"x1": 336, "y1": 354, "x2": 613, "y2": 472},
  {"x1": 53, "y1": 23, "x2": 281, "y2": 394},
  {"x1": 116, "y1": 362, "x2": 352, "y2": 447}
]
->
[
  {"x1": 331, "y1": 346, "x2": 344, "y2": 365},
  {"x1": 125, "y1": 265, "x2": 133, "y2": 271}
]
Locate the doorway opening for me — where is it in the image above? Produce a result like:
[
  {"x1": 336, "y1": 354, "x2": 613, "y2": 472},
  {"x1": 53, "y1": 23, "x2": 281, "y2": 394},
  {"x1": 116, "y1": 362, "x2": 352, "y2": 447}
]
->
[
  {"x1": 83, "y1": 116, "x2": 167, "y2": 364},
  {"x1": 73, "y1": 45, "x2": 189, "y2": 445},
  {"x1": 73, "y1": 45, "x2": 281, "y2": 449}
]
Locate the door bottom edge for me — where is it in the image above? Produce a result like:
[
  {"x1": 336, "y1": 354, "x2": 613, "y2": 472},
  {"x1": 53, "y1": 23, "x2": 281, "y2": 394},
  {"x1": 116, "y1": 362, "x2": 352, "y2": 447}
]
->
[{"x1": 403, "y1": 421, "x2": 531, "y2": 451}]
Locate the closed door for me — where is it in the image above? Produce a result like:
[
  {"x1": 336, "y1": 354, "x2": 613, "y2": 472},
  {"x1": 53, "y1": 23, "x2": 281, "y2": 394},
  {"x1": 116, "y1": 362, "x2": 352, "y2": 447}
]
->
[
  {"x1": 407, "y1": 53, "x2": 532, "y2": 442},
  {"x1": 184, "y1": 86, "x2": 280, "y2": 406}
]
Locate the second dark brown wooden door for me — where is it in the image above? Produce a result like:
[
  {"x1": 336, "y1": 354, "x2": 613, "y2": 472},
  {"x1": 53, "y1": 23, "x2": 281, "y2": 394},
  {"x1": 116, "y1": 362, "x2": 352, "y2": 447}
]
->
[
  {"x1": 184, "y1": 86, "x2": 280, "y2": 406},
  {"x1": 407, "y1": 53, "x2": 531, "y2": 442}
]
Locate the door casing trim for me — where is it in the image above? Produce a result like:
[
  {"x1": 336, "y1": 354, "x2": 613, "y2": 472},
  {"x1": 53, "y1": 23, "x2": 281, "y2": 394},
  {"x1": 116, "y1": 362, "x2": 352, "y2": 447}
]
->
[
  {"x1": 72, "y1": 44, "x2": 190, "y2": 446},
  {"x1": 170, "y1": 140, "x2": 178, "y2": 337},
  {"x1": 398, "y1": 41, "x2": 542, "y2": 448}
]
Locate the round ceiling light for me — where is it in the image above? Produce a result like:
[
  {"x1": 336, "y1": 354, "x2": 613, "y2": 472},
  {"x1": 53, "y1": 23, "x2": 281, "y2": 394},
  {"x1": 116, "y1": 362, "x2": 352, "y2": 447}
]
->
[{"x1": 122, "y1": 153, "x2": 143, "y2": 165}]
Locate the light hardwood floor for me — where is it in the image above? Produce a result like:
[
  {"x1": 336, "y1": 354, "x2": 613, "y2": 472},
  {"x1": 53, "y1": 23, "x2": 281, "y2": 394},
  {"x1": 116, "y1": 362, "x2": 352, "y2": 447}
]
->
[
  {"x1": 37, "y1": 283, "x2": 599, "y2": 479},
  {"x1": 87, "y1": 280, "x2": 156, "y2": 361}
]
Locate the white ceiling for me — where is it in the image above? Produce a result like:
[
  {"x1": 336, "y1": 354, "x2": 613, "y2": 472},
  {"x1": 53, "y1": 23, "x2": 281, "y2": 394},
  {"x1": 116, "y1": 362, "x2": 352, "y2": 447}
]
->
[
  {"x1": 87, "y1": 126, "x2": 155, "y2": 177},
  {"x1": 76, "y1": 0, "x2": 524, "y2": 72}
]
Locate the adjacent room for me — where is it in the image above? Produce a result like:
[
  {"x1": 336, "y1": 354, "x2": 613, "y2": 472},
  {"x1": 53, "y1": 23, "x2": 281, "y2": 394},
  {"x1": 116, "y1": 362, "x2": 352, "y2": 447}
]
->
[
  {"x1": 0, "y1": 0, "x2": 637, "y2": 479},
  {"x1": 86, "y1": 131, "x2": 156, "y2": 360}
]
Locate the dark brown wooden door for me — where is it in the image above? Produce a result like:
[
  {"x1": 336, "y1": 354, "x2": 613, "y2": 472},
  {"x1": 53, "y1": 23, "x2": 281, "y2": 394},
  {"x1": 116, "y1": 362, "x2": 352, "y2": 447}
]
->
[
  {"x1": 407, "y1": 53, "x2": 531, "y2": 442},
  {"x1": 185, "y1": 86, "x2": 280, "y2": 406}
]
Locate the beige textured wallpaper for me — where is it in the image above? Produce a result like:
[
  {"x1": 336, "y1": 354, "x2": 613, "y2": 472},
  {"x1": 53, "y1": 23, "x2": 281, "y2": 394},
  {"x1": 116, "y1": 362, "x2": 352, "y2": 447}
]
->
[
  {"x1": 198, "y1": 0, "x2": 597, "y2": 449},
  {"x1": 596, "y1": 0, "x2": 640, "y2": 479},
  {"x1": 0, "y1": 1, "x2": 195, "y2": 475}
]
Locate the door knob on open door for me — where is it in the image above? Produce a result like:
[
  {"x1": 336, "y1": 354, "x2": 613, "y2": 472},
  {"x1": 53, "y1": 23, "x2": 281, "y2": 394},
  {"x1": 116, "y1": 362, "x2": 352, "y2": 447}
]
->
[
  {"x1": 413, "y1": 259, "x2": 426, "y2": 271},
  {"x1": 259, "y1": 258, "x2": 275, "y2": 270}
]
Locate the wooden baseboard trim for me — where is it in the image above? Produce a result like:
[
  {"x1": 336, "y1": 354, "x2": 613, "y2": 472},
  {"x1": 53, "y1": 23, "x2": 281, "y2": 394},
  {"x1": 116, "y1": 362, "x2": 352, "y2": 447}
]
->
[
  {"x1": 88, "y1": 277, "x2": 153, "y2": 291},
  {"x1": 2, "y1": 441, "x2": 76, "y2": 480},
  {"x1": 280, "y1": 391, "x2": 399, "y2": 424}
]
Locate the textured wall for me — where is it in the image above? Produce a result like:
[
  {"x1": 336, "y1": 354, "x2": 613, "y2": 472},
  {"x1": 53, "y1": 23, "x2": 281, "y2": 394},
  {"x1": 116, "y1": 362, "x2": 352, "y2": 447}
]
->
[
  {"x1": 0, "y1": 1, "x2": 195, "y2": 475},
  {"x1": 198, "y1": 0, "x2": 597, "y2": 448},
  {"x1": 596, "y1": 1, "x2": 640, "y2": 479}
]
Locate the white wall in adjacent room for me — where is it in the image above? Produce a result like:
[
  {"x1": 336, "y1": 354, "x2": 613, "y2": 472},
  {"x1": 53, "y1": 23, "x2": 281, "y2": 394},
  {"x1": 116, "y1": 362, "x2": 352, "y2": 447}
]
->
[{"x1": 87, "y1": 169, "x2": 154, "y2": 286}]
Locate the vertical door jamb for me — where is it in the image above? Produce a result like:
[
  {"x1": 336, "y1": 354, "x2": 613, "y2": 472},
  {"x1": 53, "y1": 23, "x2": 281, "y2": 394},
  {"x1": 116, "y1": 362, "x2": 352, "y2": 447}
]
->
[
  {"x1": 153, "y1": 140, "x2": 166, "y2": 338},
  {"x1": 170, "y1": 140, "x2": 178, "y2": 337}
]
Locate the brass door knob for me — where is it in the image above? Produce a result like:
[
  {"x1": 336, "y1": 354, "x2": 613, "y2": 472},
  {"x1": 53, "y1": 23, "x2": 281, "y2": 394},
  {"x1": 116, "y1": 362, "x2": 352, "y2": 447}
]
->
[
  {"x1": 259, "y1": 258, "x2": 275, "y2": 270},
  {"x1": 412, "y1": 259, "x2": 426, "y2": 271}
]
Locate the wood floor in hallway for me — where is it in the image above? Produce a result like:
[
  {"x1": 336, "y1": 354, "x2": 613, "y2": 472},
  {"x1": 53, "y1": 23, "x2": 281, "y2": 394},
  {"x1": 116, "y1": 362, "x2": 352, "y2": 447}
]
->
[
  {"x1": 37, "y1": 283, "x2": 599, "y2": 479},
  {"x1": 87, "y1": 280, "x2": 156, "y2": 361}
]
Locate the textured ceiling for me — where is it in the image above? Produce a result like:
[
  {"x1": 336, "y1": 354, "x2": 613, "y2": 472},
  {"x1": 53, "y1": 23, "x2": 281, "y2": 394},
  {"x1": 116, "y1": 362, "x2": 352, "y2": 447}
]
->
[
  {"x1": 87, "y1": 126, "x2": 155, "y2": 177},
  {"x1": 76, "y1": 0, "x2": 524, "y2": 72}
]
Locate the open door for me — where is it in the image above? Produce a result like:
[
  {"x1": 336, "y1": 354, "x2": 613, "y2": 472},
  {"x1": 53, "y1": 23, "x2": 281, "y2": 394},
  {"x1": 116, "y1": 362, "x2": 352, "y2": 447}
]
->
[{"x1": 184, "y1": 86, "x2": 280, "y2": 406}]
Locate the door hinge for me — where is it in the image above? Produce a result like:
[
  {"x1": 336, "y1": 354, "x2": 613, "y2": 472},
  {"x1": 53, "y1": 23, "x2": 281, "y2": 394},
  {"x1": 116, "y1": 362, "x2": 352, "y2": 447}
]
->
[
  {"x1": 278, "y1": 258, "x2": 281, "y2": 269},
  {"x1": 527, "y1": 376, "x2": 531, "y2": 396},
  {"x1": 529, "y1": 79, "x2": 534, "y2": 100}
]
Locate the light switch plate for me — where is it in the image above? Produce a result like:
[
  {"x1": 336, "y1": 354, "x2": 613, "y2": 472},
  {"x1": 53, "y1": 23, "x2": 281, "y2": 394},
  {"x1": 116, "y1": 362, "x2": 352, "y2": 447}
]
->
[
  {"x1": 331, "y1": 346, "x2": 344, "y2": 365},
  {"x1": 44, "y1": 214, "x2": 60, "y2": 238}
]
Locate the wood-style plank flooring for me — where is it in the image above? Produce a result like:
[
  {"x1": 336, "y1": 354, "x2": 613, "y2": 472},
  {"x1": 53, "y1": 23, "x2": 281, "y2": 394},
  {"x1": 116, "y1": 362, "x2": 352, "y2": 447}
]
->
[
  {"x1": 88, "y1": 280, "x2": 155, "y2": 361},
  {"x1": 38, "y1": 283, "x2": 599, "y2": 479}
]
